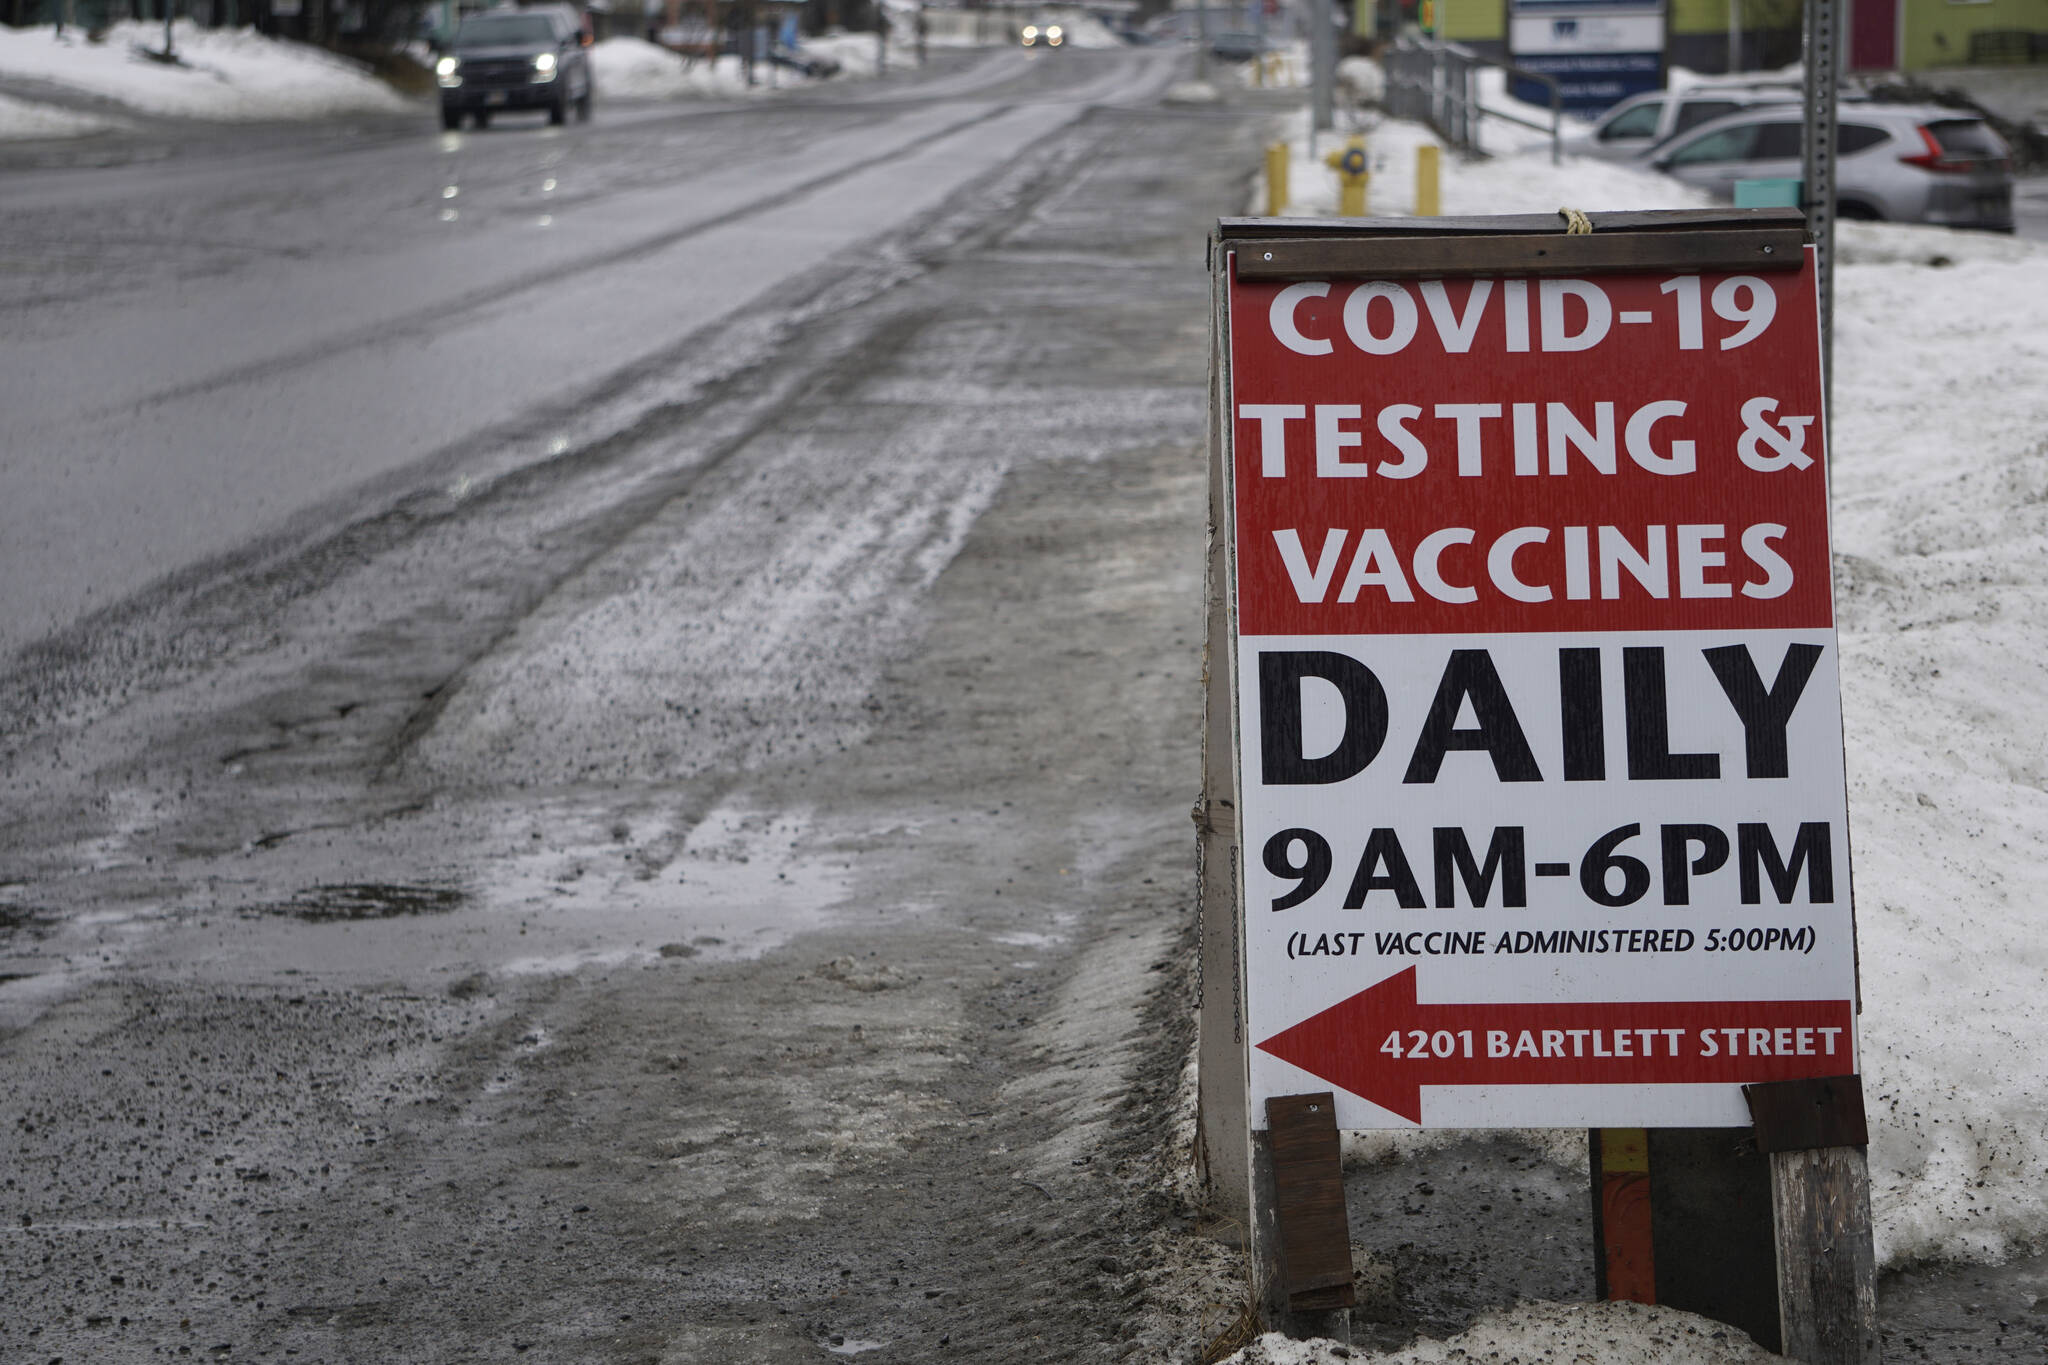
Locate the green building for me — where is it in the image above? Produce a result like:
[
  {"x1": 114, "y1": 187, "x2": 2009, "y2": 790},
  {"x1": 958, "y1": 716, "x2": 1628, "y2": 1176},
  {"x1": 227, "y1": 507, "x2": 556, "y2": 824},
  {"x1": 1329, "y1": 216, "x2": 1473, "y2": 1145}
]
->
[{"x1": 1433, "y1": 0, "x2": 2047, "y2": 73}]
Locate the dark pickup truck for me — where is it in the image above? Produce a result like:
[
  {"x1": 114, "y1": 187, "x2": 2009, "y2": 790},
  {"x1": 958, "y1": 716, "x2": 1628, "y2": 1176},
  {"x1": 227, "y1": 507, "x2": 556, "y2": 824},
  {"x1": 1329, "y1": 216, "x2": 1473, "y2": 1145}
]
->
[{"x1": 436, "y1": 5, "x2": 594, "y2": 130}]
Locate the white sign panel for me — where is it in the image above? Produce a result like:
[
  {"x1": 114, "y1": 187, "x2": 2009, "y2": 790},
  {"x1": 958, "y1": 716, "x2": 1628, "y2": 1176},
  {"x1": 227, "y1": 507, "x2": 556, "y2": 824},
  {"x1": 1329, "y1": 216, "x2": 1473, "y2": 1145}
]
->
[{"x1": 1225, "y1": 254, "x2": 1858, "y2": 1129}]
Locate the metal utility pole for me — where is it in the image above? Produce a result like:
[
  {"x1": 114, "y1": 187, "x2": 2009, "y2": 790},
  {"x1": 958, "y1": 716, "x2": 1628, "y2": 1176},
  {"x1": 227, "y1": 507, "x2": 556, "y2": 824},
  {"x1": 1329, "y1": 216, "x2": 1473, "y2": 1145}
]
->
[
  {"x1": 1727, "y1": 0, "x2": 1742, "y2": 72},
  {"x1": 1195, "y1": 0, "x2": 1210, "y2": 82},
  {"x1": 1801, "y1": 0, "x2": 1838, "y2": 409},
  {"x1": 1309, "y1": 0, "x2": 1334, "y2": 133}
]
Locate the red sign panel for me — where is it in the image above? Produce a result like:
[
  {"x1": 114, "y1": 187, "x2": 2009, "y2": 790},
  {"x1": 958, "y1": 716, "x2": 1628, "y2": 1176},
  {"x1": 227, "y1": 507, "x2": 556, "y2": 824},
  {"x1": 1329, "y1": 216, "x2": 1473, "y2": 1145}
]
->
[{"x1": 1231, "y1": 266, "x2": 1832, "y2": 637}]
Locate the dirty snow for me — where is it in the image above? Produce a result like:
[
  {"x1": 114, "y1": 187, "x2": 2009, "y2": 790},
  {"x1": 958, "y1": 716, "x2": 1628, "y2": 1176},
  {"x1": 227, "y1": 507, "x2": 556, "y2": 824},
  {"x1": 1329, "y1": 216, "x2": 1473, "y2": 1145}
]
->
[
  {"x1": 588, "y1": 35, "x2": 758, "y2": 100},
  {"x1": 1246, "y1": 58, "x2": 2048, "y2": 1294},
  {"x1": 586, "y1": 29, "x2": 935, "y2": 100},
  {"x1": 0, "y1": 22, "x2": 408, "y2": 121},
  {"x1": 1827, "y1": 218, "x2": 2048, "y2": 1267},
  {"x1": 1261, "y1": 102, "x2": 1709, "y2": 220},
  {"x1": 796, "y1": 29, "x2": 908, "y2": 80},
  {"x1": 0, "y1": 86, "x2": 113, "y2": 139},
  {"x1": 1228, "y1": 1301, "x2": 1785, "y2": 1363}
]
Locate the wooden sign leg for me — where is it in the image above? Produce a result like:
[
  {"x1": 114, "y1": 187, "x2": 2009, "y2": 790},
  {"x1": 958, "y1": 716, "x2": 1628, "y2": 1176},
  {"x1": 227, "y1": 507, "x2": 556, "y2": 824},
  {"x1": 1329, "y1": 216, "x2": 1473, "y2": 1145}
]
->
[
  {"x1": 1195, "y1": 245, "x2": 1250, "y2": 1234},
  {"x1": 1252, "y1": 1093, "x2": 1353, "y2": 1343},
  {"x1": 1745, "y1": 1076, "x2": 1880, "y2": 1365}
]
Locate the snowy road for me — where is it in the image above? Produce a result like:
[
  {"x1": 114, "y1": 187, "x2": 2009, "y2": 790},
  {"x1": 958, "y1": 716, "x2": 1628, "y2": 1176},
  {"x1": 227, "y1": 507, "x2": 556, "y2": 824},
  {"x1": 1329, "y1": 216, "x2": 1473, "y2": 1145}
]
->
[
  {"x1": 0, "y1": 46, "x2": 1265, "y2": 1363},
  {"x1": 0, "y1": 45, "x2": 1178, "y2": 659}
]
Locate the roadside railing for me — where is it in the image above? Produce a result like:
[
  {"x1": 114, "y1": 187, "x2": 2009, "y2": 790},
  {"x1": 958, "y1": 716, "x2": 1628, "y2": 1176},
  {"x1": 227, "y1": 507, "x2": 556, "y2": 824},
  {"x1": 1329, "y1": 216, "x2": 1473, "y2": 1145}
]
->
[{"x1": 1381, "y1": 35, "x2": 1564, "y2": 165}]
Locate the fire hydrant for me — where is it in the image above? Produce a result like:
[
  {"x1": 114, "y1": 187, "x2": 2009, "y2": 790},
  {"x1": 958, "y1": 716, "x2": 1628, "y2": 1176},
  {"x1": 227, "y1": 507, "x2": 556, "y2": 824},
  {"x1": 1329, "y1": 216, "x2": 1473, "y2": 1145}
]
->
[{"x1": 1326, "y1": 135, "x2": 1369, "y2": 217}]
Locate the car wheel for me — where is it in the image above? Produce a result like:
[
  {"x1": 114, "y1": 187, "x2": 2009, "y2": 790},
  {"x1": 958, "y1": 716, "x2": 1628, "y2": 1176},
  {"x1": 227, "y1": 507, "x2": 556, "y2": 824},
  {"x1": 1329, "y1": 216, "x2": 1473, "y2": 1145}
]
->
[
  {"x1": 472, "y1": 109, "x2": 491, "y2": 130},
  {"x1": 440, "y1": 107, "x2": 461, "y2": 132},
  {"x1": 548, "y1": 92, "x2": 567, "y2": 125}
]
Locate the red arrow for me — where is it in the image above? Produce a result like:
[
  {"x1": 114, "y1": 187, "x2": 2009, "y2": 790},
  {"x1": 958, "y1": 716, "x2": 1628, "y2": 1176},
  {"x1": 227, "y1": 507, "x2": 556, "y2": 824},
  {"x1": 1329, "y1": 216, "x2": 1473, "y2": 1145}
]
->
[{"x1": 1256, "y1": 966, "x2": 1854, "y2": 1124}]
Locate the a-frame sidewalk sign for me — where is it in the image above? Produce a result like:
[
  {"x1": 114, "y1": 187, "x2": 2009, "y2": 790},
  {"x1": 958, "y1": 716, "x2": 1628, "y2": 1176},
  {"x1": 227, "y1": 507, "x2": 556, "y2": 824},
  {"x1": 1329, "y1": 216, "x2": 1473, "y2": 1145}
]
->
[{"x1": 1196, "y1": 210, "x2": 1877, "y2": 1363}]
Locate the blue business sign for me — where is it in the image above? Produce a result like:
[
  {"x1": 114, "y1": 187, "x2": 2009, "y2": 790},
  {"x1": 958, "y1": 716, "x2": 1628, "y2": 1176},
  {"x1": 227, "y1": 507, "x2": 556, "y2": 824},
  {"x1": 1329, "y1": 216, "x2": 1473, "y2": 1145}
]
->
[{"x1": 1508, "y1": 0, "x2": 1666, "y2": 111}]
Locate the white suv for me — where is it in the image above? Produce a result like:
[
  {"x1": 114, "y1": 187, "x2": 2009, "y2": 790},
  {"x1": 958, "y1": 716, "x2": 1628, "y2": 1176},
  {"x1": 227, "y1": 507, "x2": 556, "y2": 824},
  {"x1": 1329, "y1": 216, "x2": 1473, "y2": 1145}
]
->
[
  {"x1": 1645, "y1": 104, "x2": 2015, "y2": 231},
  {"x1": 1564, "y1": 86, "x2": 1800, "y2": 163}
]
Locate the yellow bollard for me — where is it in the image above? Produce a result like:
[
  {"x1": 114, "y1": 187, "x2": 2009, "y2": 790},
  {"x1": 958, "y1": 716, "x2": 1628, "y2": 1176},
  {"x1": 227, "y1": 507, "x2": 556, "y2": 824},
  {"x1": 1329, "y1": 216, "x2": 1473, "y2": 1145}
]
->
[
  {"x1": 1265, "y1": 142, "x2": 1290, "y2": 217},
  {"x1": 1325, "y1": 135, "x2": 1369, "y2": 217},
  {"x1": 1416, "y1": 144, "x2": 1441, "y2": 217}
]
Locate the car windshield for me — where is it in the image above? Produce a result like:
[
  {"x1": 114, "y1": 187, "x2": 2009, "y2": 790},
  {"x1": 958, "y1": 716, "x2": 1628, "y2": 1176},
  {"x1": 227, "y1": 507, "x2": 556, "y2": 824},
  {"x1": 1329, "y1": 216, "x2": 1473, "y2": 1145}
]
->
[{"x1": 455, "y1": 15, "x2": 556, "y2": 47}]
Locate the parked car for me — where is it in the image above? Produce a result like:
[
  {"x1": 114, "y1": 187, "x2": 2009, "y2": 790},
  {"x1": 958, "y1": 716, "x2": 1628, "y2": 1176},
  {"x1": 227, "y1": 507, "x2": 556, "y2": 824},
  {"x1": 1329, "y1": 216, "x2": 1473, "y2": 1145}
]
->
[
  {"x1": 766, "y1": 42, "x2": 840, "y2": 77},
  {"x1": 1642, "y1": 103, "x2": 2015, "y2": 231},
  {"x1": 436, "y1": 5, "x2": 594, "y2": 131},
  {"x1": 1207, "y1": 31, "x2": 1269, "y2": 62},
  {"x1": 1563, "y1": 85, "x2": 1799, "y2": 162}
]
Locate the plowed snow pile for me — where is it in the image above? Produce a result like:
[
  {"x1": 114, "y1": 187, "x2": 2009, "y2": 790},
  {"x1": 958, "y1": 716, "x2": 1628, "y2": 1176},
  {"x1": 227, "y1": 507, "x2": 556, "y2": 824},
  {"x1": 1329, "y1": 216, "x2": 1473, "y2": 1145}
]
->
[
  {"x1": 0, "y1": 22, "x2": 407, "y2": 121},
  {"x1": 589, "y1": 37, "x2": 756, "y2": 99},
  {"x1": 0, "y1": 87, "x2": 113, "y2": 138},
  {"x1": 1829, "y1": 219, "x2": 2048, "y2": 1266}
]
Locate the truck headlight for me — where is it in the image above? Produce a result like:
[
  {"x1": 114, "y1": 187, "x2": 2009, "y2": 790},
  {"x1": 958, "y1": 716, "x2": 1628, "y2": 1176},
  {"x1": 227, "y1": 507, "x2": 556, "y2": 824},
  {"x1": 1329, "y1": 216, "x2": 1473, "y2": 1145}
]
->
[
  {"x1": 435, "y1": 54, "x2": 461, "y2": 87},
  {"x1": 533, "y1": 51, "x2": 558, "y2": 80}
]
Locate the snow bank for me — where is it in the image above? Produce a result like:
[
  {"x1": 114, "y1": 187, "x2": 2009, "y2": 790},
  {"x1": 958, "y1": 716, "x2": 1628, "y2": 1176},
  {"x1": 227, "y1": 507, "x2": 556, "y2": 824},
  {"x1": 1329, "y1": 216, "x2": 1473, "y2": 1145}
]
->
[
  {"x1": 1670, "y1": 61, "x2": 1803, "y2": 92},
  {"x1": 1470, "y1": 65, "x2": 1594, "y2": 153},
  {"x1": 1219, "y1": 41, "x2": 1312, "y2": 93},
  {"x1": 0, "y1": 87, "x2": 114, "y2": 140},
  {"x1": 1226, "y1": 1301, "x2": 1783, "y2": 1363},
  {"x1": 1255, "y1": 79, "x2": 2048, "y2": 1275},
  {"x1": 1263, "y1": 104, "x2": 1710, "y2": 220},
  {"x1": 589, "y1": 36, "x2": 754, "y2": 99},
  {"x1": 1043, "y1": 12, "x2": 1127, "y2": 49},
  {"x1": 590, "y1": 30, "x2": 921, "y2": 99},
  {"x1": 0, "y1": 22, "x2": 408, "y2": 121},
  {"x1": 798, "y1": 29, "x2": 909, "y2": 80},
  {"x1": 1336, "y1": 53, "x2": 1381, "y2": 103},
  {"x1": 1829, "y1": 218, "x2": 2048, "y2": 1267}
]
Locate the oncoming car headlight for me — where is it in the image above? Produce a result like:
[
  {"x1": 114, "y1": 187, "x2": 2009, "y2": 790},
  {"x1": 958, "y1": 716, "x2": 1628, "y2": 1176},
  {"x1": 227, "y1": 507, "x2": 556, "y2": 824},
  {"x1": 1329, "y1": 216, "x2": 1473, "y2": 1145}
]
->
[
  {"x1": 1046, "y1": 23, "x2": 1062, "y2": 43},
  {"x1": 435, "y1": 53, "x2": 462, "y2": 86},
  {"x1": 1020, "y1": 23, "x2": 1038, "y2": 43},
  {"x1": 532, "y1": 50, "x2": 558, "y2": 79}
]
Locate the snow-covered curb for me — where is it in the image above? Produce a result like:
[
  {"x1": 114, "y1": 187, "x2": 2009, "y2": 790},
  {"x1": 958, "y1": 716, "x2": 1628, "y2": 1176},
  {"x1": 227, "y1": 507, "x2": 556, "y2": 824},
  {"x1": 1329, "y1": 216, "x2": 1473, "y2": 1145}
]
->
[
  {"x1": 0, "y1": 87, "x2": 116, "y2": 140},
  {"x1": 589, "y1": 36, "x2": 759, "y2": 100},
  {"x1": 0, "y1": 21, "x2": 408, "y2": 124},
  {"x1": 588, "y1": 29, "x2": 928, "y2": 102}
]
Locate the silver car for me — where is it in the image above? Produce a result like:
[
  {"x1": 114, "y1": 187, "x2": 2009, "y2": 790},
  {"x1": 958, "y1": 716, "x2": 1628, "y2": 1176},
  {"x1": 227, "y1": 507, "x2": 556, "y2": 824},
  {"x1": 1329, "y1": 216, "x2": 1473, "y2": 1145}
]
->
[
  {"x1": 1563, "y1": 86, "x2": 1800, "y2": 163},
  {"x1": 1642, "y1": 103, "x2": 2015, "y2": 232}
]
